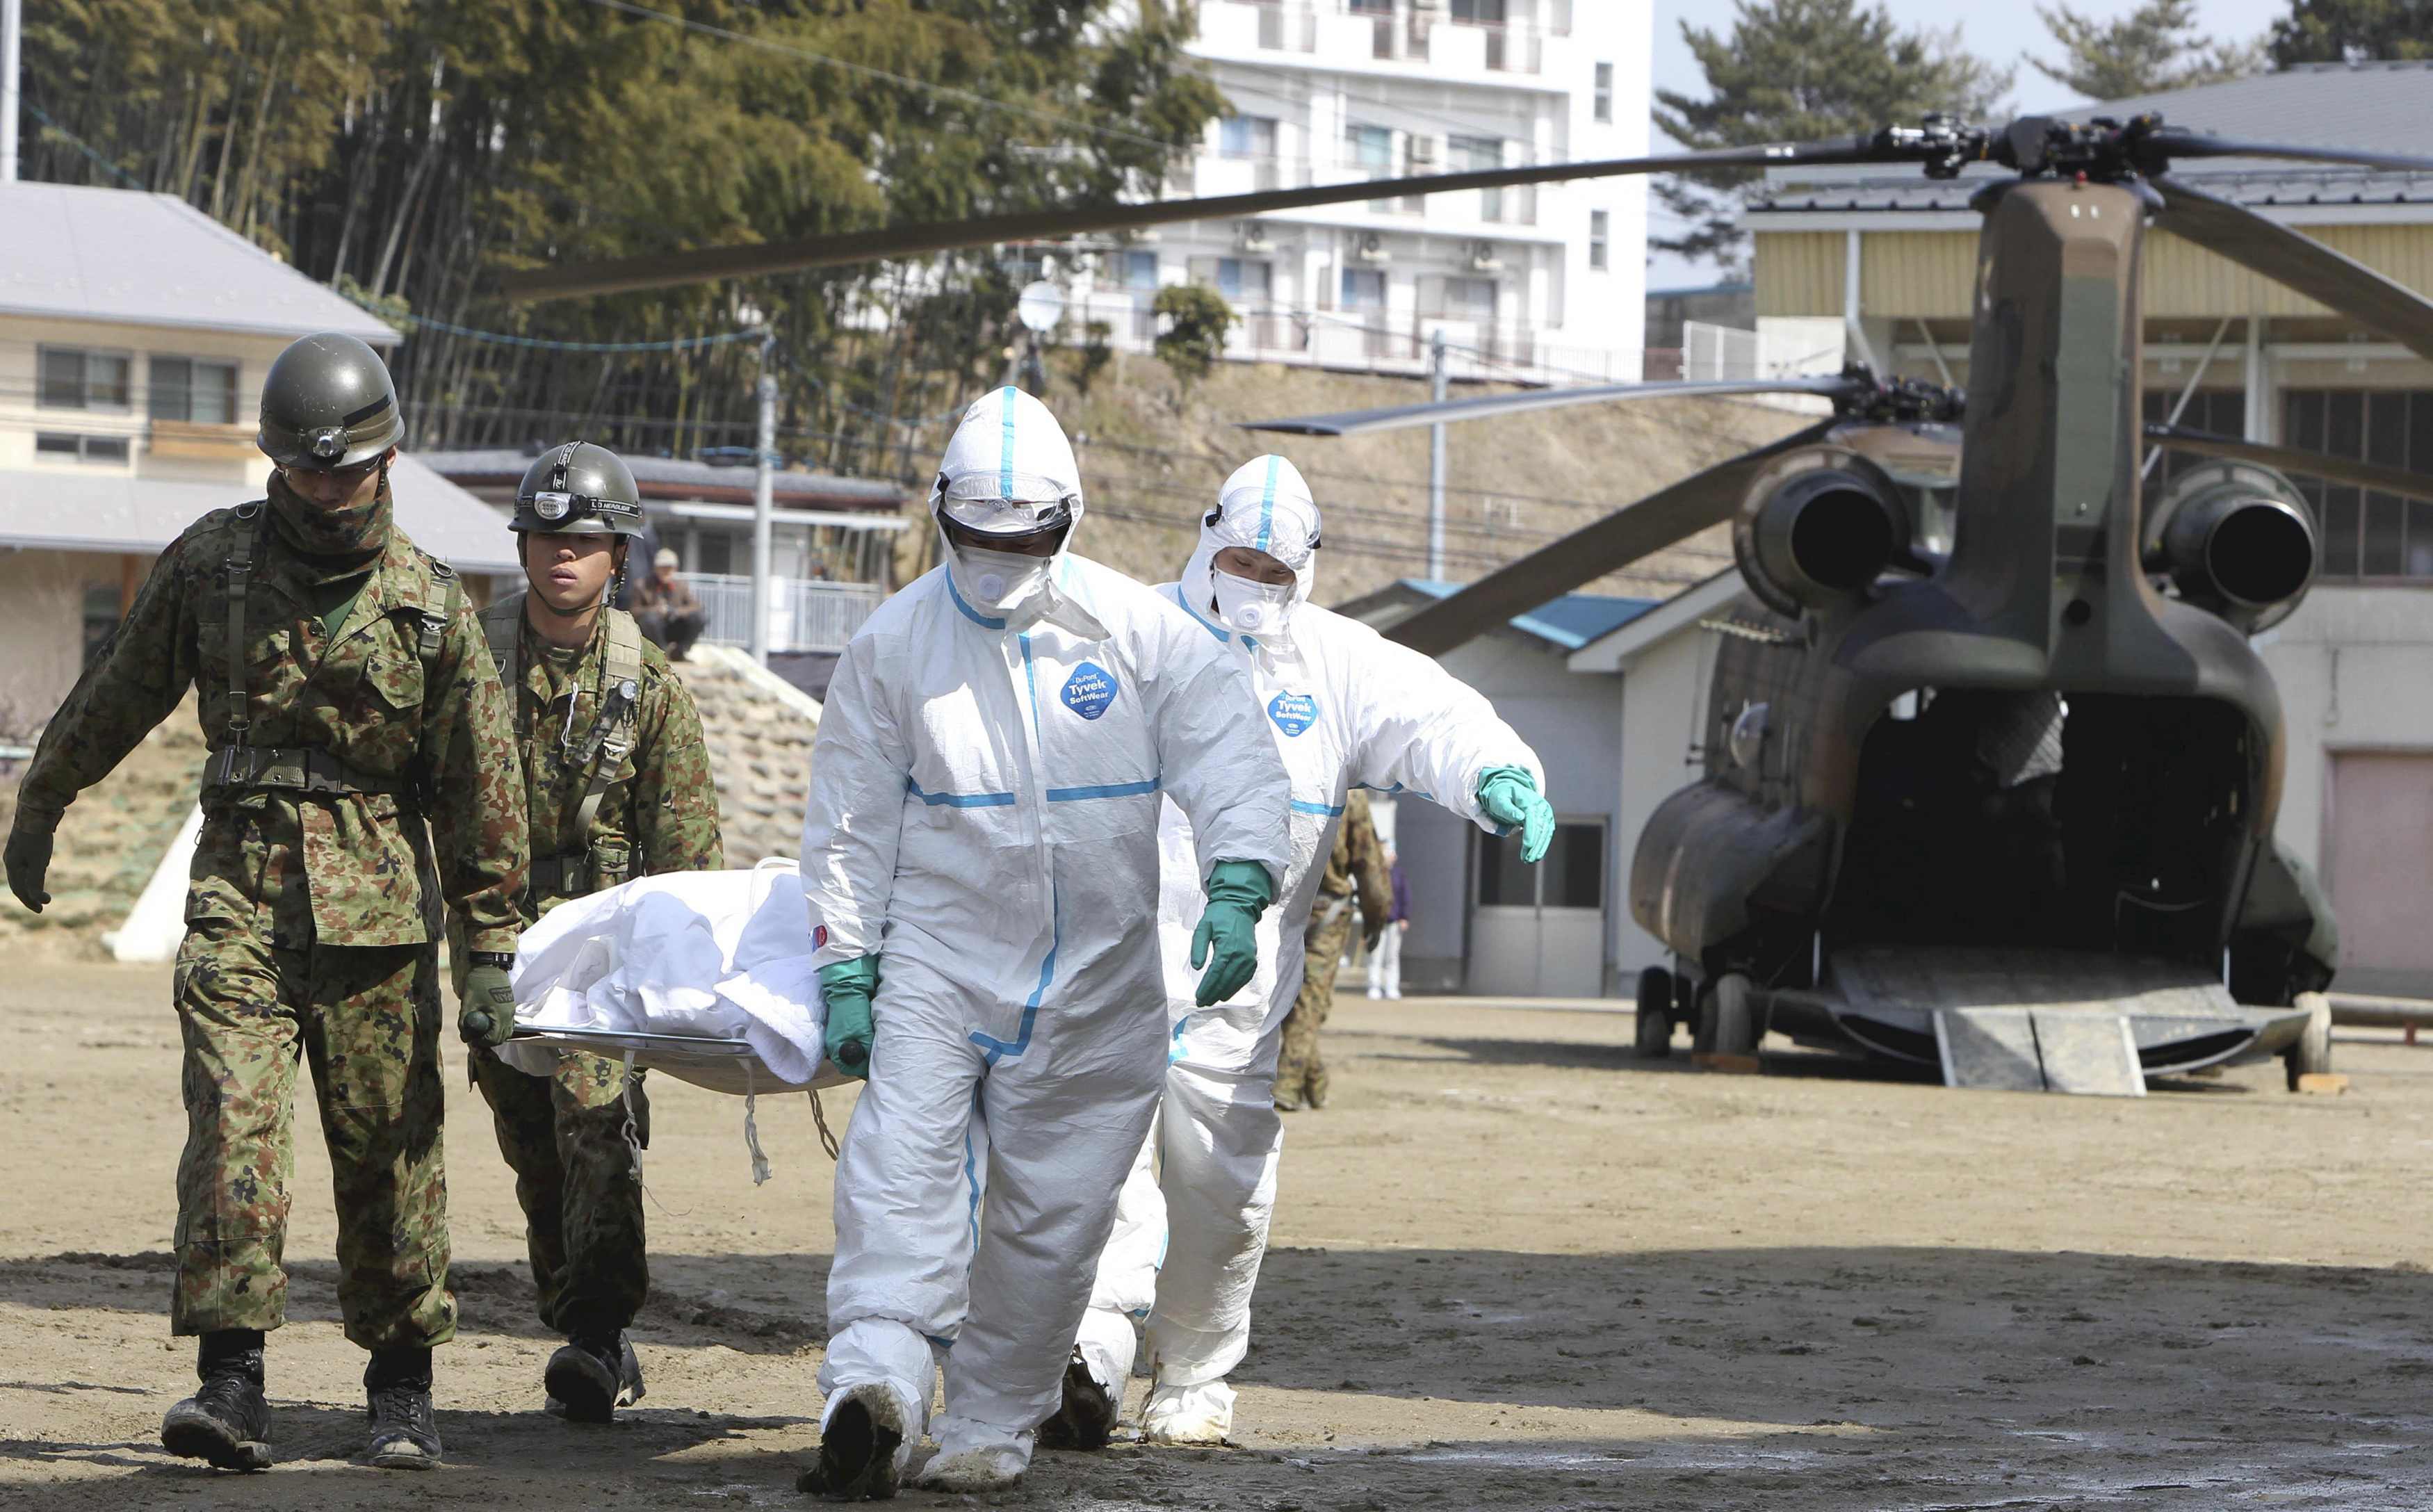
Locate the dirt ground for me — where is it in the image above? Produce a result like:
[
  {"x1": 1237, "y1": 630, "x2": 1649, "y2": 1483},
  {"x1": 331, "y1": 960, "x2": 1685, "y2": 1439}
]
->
[{"x1": 5, "y1": 962, "x2": 2431, "y2": 1511}]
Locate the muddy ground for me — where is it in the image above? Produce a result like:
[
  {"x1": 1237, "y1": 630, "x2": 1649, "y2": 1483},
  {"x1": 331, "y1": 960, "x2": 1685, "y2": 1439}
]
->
[{"x1": 4, "y1": 961, "x2": 2430, "y2": 1510}]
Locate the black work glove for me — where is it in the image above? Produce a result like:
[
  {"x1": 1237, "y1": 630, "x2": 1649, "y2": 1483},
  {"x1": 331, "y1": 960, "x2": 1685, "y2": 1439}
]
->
[{"x1": 5, "y1": 809, "x2": 58, "y2": 913}]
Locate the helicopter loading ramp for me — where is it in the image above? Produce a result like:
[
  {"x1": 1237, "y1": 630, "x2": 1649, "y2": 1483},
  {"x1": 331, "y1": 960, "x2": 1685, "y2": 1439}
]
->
[{"x1": 1819, "y1": 948, "x2": 2315, "y2": 1094}]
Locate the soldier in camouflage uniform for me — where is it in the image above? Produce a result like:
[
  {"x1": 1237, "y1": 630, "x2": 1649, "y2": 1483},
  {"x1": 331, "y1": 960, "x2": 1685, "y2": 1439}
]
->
[
  {"x1": 454, "y1": 441, "x2": 723, "y2": 1423},
  {"x1": 0, "y1": 333, "x2": 528, "y2": 1471},
  {"x1": 1271, "y1": 788, "x2": 1391, "y2": 1111}
]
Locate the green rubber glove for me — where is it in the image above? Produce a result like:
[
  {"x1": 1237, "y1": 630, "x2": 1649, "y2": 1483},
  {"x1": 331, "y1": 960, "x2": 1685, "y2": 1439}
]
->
[
  {"x1": 820, "y1": 956, "x2": 880, "y2": 1080},
  {"x1": 458, "y1": 962, "x2": 517, "y2": 1048},
  {"x1": 1476, "y1": 766, "x2": 1555, "y2": 864},
  {"x1": 4, "y1": 807, "x2": 58, "y2": 913},
  {"x1": 1189, "y1": 860, "x2": 1276, "y2": 1007}
]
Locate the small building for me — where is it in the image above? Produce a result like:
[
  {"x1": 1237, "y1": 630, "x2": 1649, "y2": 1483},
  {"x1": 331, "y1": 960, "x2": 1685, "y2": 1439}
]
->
[
  {"x1": 1337, "y1": 578, "x2": 1652, "y2": 995},
  {"x1": 0, "y1": 182, "x2": 514, "y2": 731}
]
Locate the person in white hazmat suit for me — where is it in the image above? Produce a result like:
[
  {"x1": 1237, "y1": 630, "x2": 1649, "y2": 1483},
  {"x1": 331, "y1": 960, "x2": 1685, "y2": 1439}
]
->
[
  {"x1": 795, "y1": 389, "x2": 1292, "y2": 1499},
  {"x1": 1057, "y1": 454, "x2": 1556, "y2": 1448}
]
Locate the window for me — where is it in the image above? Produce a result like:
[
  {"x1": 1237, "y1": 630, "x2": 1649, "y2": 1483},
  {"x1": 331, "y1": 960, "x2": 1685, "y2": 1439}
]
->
[
  {"x1": 1219, "y1": 114, "x2": 1277, "y2": 159},
  {"x1": 36, "y1": 432, "x2": 133, "y2": 464},
  {"x1": 1346, "y1": 123, "x2": 1392, "y2": 173},
  {"x1": 1593, "y1": 62, "x2": 1613, "y2": 123},
  {"x1": 2277, "y1": 388, "x2": 2433, "y2": 580},
  {"x1": 696, "y1": 532, "x2": 735, "y2": 575},
  {"x1": 1214, "y1": 258, "x2": 1271, "y2": 303},
  {"x1": 1589, "y1": 209, "x2": 1609, "y2": 270},
  {"x1": 1451, "y1": 0, "x2": 1507, "y2": 21},
  {"x1": 149, "y1": 357, "x2": 241, "y2": 424},
  {"x1": 1341, "y1": 268, "x2": 1387, "y2": 309},
  {"x1": 1443, "y1": 276, "x2": 1497, "y2": 318},
  {"x1": 1478, "y1": 822, "x2": 1604, "y2": 909},
  {"x1": 38, "y1": 347, "x2": 131, "y2": 410},
  {"x1": 1451, "y1": 135, "x2": 1505, "y2": 220},
  {"x1": 82, "y1": 583, "x2": 122, "y2": 669},
  {"x1": 1123, "y1": 250, "x2": 1159, "y2": 291}
]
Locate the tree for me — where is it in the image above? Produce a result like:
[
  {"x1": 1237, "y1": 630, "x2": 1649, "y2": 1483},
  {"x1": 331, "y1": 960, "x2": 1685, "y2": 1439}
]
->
[
  {"x1": 2269, "y1": 0, "x2": 2433, "y2": 65},
  {"x1": 1653, "y1": 0, "x2": 2013, "y2": 274},
  {"x1": 2033, "y1": 0, "x2": 2264, "y2": 101},
  {"x1": 1152, "y1": 284, "x2": 1237, "y2": 407}
]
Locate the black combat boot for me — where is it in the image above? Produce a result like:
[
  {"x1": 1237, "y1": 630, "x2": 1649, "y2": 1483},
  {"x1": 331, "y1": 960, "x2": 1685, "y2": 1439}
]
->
[
  {"x1": 160, "y1": 1328, "x2": 273, "y2": 1470},
  {"x1": 364, "y1": 1346, "x2": 442, "y2": 1470},
  {"x1": 545, "y1": 1331, "x2": 646, "y2": 1423},
  {"x1": 1035, "y1": 1348, "x2": 1118, "y2": 1451}
]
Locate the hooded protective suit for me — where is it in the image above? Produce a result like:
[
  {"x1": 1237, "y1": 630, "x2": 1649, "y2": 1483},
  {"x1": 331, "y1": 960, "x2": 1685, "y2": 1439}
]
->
[
  {"x1": 1075, "y1": 455, "x2": 1550, "y2": 1433},
  {"x1": 798, "y1": 390, "x2": 1291, "y2": 1477}
]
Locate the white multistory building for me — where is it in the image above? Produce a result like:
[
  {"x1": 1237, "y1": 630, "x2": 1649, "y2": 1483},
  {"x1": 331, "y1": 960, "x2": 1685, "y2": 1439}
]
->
[{"x1": 1070, "y1": 0, "x2": 1651, "y2": 385}]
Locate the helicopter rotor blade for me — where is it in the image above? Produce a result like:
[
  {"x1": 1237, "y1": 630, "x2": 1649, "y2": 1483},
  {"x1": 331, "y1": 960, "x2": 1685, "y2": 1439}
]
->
[
  {"x1": 2151, "y1": 176, "x2": 2433, "y2": 364},
  {"x1": 1242, "y1": 375, "x2": 1869, "y2": 437},
  {"x1": 2147, "y1": 423, "x2": 2433, "y2": 506},
  {"x1": 1385, "y1": 418, "x2": 1841, "y2": 656},
  {"x1": 500, "y1": 137, "x2": 1911, "y2": 302},
  {"x1": 2142, "y1": 130, "x2": 2433, "y2": 177}
]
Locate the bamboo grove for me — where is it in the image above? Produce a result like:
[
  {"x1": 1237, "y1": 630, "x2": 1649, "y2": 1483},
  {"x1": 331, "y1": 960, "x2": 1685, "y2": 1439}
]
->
[{"x1": 24, "y1": 0, "x2": 1223, "y2": 473}]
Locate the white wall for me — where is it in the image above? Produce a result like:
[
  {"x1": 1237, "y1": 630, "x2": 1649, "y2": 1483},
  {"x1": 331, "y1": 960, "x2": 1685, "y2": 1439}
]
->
[
  {"x1": 0, "y1": 550, "x2": 117, "y2": 735},
  {"x1": 1611, "y1": 617, "x2": 1715, "y2": 977},
  {"x1": 2256, "y1": 585, "x2": 2433, "y2": 872}
]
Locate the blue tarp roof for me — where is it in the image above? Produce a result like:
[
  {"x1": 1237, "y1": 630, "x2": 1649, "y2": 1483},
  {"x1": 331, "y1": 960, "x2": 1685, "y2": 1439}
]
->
[{"x1": 1399, "y1": 579, "x2": 1657, "y2": 651}]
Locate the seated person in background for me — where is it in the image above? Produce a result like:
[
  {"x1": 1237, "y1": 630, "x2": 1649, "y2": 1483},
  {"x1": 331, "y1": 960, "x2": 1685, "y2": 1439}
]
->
[{"x1": 633, "y1": 548, "x2": 707, "y2": 660}]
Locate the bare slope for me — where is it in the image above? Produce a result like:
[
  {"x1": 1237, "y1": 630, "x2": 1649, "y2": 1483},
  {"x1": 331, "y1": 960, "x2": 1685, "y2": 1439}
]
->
[{"x1": 893, "y1": 357, "x2": 1809, "y2": 607}]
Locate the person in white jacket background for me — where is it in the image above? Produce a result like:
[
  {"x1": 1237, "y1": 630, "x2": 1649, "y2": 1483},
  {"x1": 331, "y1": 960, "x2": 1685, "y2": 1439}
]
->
[
  {"x1": 795, "y1": 389, "x2": 1290, "y2": 1498},
  {"x1": 1060, "y1": 454, "x2": 1556, "y2": 1448}
]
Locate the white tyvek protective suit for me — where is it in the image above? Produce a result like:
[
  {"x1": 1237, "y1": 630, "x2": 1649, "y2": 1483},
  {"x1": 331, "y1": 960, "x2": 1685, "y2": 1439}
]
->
[
  {"x1": 1076, "y1": 455, "x2": 1548, "y2": 1434},
  {"x1": 798, "y1": 390, "x2": 1291, "y2": 1479}
]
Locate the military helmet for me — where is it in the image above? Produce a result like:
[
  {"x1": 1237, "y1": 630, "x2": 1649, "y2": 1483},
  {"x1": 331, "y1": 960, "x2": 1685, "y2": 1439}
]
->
[
  {"x1": 512, "y1": 441, "x2": 646, "y2": 536},
  {"x1": 257, "y1": 332, "x2": 405, "y2": 471}
]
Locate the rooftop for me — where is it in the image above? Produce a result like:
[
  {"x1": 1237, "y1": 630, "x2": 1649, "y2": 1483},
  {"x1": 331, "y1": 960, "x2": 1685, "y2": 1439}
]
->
[
  {"x1": 1339, "y1": 578, "x2": 1657, "y2": 651},
  {"x1": 0, "y1": 183, "x2": 398, "y2": 342}
]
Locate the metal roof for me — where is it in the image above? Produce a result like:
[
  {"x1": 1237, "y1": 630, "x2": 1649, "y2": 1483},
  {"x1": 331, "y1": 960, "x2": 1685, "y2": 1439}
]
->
[
  {"x1": 1756, "y1": 61, "x2": 2433, "y2": 214},
  {"x1": 418, "y1": 448, "x2": 904, "y2": 509},
  {"x1": 1335, "y1": 578, "x2": 1657, "y2": 651},
  {"x1": 0, "y1": 454, "x2": 519, "y2": 574},
  {"x1": 0, "y1": 184, "x2": 398, "y2": 342}
]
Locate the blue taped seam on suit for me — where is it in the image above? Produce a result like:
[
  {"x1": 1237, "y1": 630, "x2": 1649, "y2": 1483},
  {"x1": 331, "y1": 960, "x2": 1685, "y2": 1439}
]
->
[
  {"x1": 1255, "y1": 453, "x2": 1280, "y2": 551},
  {"x1": 1173, "y1": 587, "x2": 1230, "y2": 643},
  {"x1": 1289, "y1": 798, "x2": 1346, "y2": 817},
  {"x1": 1000, "y1": 385, "x2": 1018, "y2": 499},
  {"x1": 907, "y1": 777, "x2": 1017, "y2": 808},
  {"x1": 1020, "y1": 633, "x2": 1043, "y2": 747},
  {"x1": 946, "y1": 574, "x2": 1005, "y2": 629},
  {"x1": 1047, "y1": 779, "x2": 1161, "y2": 802},
  {"x1": 961, "y1": 1083, "x2": 983, "y2": 1249}
]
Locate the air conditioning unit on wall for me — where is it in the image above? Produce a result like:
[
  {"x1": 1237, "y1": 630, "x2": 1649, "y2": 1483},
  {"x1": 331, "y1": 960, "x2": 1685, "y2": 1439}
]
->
[
  {"x1": 1356, "y1": 232, "x2": 1391, "y2": 263},
  {"x1": 1236, "y1": 220, "x2": 1275, "y2": 254},
  {"x1": 1409, "y1": 136, "x2": 1439, "y2": 168},
  {"x1": 1468, "y1": 241, "x2": 1502, "y2": 272}
]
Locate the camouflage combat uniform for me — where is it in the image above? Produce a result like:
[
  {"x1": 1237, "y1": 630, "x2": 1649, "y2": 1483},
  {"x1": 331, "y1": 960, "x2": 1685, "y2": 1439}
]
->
[
  {"x1": 1273, "y1": 788, "x2": 1392, "y2": 1109},
  {"x1": 459, "y1": 594, "x2": 722, "y2": 1339},
  {"x1": 14, "y1": 482, "x2": 526, "y2": 1350}
]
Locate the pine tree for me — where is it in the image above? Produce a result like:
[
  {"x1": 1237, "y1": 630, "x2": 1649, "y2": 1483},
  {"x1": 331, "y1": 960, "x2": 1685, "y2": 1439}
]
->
[
  {"x1": 1652, "y1": 0, "x2": 2012, "y2": 274},
  {"x1": 2033, "y1": 0, "x2": 2265, "y2": 102},
  {"x1": 2269, "y1": 0, "x2": 2433, "y2": 65}
]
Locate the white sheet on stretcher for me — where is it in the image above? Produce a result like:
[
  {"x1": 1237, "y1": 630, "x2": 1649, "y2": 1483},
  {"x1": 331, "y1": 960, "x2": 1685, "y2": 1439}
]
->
[{"x1": 503, "y1": 858, "x2": 844, "y2": 1095}]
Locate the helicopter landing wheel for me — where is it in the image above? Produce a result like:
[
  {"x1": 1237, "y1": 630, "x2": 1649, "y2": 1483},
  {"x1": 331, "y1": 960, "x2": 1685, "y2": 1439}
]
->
[
  {"x1": 1635, "y1": 967, "x2": 1675, "y2": 1059},
  {"x1": 1700, "y1": 972, "x2": 1760, "y2": 1058},
  {"x1": 2284, "y1": 991, "x2": 2333, "y2": 1091}
]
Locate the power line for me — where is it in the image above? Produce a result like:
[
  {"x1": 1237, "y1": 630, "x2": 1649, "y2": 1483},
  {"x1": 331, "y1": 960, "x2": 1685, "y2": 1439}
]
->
[
  {"x1": 340, "y1": 295, "x2": 768, "y2": 354},
  {"x1": 577, "y1": 0, "x2": 1180, "y2": 156}
]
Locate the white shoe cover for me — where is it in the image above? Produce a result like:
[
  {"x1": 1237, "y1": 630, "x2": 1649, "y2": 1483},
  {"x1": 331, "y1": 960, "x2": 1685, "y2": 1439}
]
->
[
  {"x1": 916, "y1": 1415, "x2": 1034, "y2": 1491},
  {"x1": 1141, "y1": 1378, "x2": 1235, "y2": 1445}
]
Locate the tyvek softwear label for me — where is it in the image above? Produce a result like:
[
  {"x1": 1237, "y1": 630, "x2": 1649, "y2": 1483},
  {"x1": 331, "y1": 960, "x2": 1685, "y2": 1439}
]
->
[
  {"x1": 1268, "y1": 690, "x2": 1318, "y2": 737},
  {"x1": 1061, "y1": 661, "x2": 1119, "y2": 721}
]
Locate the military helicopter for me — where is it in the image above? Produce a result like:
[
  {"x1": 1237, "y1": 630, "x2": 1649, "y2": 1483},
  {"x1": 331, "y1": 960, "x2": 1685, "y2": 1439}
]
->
[{"x1": 507, "y1": 113, "x2": 2433, "y2": 1093}]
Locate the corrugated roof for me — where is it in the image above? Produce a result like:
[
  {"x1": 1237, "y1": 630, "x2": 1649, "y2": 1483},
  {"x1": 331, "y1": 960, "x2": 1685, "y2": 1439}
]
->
[
  {"x1": 0, "y1": 454, "x2": 519, "y2": 574},
  {"x1": 1757, "y1": 61, "x2": 2433, "y2": 213},
  {"x1": 0, "y1": 184, "x2": 398, "y2": 342},
  {"x1": 418, "y1": 448, "x2": 904, "y2": 507}
]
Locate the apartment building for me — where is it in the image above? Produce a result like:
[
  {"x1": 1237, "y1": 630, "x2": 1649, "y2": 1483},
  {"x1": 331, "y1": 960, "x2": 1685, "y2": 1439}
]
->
[{"x1": 1073, "y1": 0, "x2": 1652, "y2": 384}]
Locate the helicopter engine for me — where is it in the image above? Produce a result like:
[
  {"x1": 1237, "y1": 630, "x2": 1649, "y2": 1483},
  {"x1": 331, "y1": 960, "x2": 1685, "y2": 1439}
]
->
[
  {"x1": 2145, "y1": 460, "x2": 2319, "y2": 633},
  {"x1": 1733, "y1": 449, "x2": 1911, "y2": 617}
]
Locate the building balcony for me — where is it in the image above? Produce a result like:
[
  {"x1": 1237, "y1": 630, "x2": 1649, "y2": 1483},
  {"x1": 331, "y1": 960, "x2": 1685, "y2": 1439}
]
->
[{"x1": 1196, "y1": 1, "x2": 1564, "y2": 83}]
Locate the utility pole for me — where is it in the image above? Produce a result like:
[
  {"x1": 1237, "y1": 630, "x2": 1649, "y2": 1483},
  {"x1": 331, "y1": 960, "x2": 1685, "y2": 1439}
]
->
[
  {"x1": 2, "y1": 0, "x2": 22, "y2": 184},
  {"x1": 750, "y1": 327, "x2": 776, "y2": 666},
  {"x1": 1427, "y1": 327, "x2": 1448, "y2": 581}
]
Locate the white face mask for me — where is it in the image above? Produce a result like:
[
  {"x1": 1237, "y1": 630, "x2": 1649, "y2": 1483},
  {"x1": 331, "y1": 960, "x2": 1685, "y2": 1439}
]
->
[
  {"x1": 1212, "y1": 567, "x2": 1296, "y2": 635},
  {"x1": 956, "y1": 544, "x2": 1054, "y2": 613}
]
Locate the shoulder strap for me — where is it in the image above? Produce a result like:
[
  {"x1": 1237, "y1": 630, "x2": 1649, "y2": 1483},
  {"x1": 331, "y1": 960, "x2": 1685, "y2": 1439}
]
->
[
  {"x1": 569, "y1": 609, "x2": 646, "y2": 843},
  {"x1": 221, "y1": 504, "x2": 266, "y2": 738},
  {"x1": 477, "y1": 592, "x2": 527, "y2": 738},
  {"x1": 418, "y1": 558, "x2": 460, "y2": 665}
]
